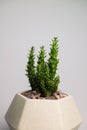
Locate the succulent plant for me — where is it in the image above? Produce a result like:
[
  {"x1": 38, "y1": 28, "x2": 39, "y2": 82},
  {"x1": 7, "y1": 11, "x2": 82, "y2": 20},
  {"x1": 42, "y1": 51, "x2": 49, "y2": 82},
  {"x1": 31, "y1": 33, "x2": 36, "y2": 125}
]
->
[{"x1": 26, "y1": 37, "x2": 60, "y2": 97}]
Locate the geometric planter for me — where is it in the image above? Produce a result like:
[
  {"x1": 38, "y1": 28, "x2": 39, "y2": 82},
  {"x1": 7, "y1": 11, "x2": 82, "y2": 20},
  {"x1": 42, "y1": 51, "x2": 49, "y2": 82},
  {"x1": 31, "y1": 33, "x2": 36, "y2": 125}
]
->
[{"x1": 5, "y1": 92, "x2": 82, "y2": 130}]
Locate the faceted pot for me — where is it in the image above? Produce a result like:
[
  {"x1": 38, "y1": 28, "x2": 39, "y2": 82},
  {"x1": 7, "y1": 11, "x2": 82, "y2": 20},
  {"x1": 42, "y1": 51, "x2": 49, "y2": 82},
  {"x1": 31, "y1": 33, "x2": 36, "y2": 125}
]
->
[{"x1": 5, "y1": 92, "x2": 82, "y2": 130}]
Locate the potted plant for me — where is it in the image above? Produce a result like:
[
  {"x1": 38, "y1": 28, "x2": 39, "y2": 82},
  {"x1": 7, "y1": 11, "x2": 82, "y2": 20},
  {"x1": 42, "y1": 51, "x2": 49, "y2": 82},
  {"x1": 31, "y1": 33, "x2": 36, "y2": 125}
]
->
[{"x1": 5, "y1": 37, "x2": 82, "y2": 130}]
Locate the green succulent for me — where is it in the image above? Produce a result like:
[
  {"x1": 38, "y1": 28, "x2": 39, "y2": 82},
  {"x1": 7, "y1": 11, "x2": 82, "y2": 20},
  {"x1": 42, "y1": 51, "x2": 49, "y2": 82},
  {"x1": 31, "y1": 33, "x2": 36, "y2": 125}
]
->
[{"x1": 26, "y1": 37, "x2": 60, "y2": 97}]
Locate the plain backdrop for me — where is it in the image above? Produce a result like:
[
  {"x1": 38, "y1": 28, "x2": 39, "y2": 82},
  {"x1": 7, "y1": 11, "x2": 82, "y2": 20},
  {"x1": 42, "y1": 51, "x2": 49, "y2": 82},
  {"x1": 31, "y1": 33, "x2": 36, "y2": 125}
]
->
[{"x1": 0, "y1": 0, "x2": 87, "y2": 130}]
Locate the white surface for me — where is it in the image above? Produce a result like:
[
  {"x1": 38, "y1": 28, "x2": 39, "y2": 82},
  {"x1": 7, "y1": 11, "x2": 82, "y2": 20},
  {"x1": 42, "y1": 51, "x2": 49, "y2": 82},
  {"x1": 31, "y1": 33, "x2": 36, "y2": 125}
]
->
[{"x1": 0, "y1": 0, "x2": 87, "y2": 130}]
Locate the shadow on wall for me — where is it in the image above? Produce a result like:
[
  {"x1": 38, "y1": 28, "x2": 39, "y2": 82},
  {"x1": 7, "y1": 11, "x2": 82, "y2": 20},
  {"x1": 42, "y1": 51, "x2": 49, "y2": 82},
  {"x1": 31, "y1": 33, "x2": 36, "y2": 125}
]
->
[{"x1": 1, "y1": 125, "x2": 10, "y2": 130}]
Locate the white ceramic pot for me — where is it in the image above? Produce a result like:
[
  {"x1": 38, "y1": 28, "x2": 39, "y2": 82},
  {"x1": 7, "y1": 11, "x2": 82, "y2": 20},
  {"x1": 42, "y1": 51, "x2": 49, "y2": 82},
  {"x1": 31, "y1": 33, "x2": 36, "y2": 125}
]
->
[{"x1": 5, "y1": 92, "x2": 82, "y2": 130}]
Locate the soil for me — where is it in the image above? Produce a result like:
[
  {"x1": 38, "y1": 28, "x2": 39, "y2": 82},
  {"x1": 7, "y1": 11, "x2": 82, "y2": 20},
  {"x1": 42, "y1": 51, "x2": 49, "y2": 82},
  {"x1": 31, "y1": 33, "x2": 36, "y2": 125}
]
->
[{"x1": 22, "y1": 90, "x2": 68, "y2": 100}]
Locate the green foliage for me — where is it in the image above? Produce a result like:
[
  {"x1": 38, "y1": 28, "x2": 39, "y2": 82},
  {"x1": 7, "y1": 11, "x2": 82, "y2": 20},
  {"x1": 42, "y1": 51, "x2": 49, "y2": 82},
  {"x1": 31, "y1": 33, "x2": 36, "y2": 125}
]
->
[
  {"x1": 26, "y1": 37, "x2": 60, "y2": 96},
  {"x1": 48, "y1": 37, "x2": 59, "y2": 80},
  {"x1": 26, "y1": 47, "x2": 36, "y2": 90},
  {"x1": 36, "y1": 46, "x2": 47, "y2": 95}
]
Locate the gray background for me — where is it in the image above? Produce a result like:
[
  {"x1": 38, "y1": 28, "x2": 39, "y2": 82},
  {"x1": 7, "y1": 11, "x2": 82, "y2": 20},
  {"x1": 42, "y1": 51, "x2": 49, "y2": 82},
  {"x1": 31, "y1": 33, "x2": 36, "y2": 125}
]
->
[{"x1": 0, "y1": 0, "x2": 87, "y2": 130}]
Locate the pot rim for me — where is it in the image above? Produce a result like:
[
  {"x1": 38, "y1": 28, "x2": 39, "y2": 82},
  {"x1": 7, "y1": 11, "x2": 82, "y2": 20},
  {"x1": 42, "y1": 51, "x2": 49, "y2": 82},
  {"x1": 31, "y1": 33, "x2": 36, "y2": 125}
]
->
[{"x1": 16, "y1": 90, "x2": 72, "y2": 102}]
